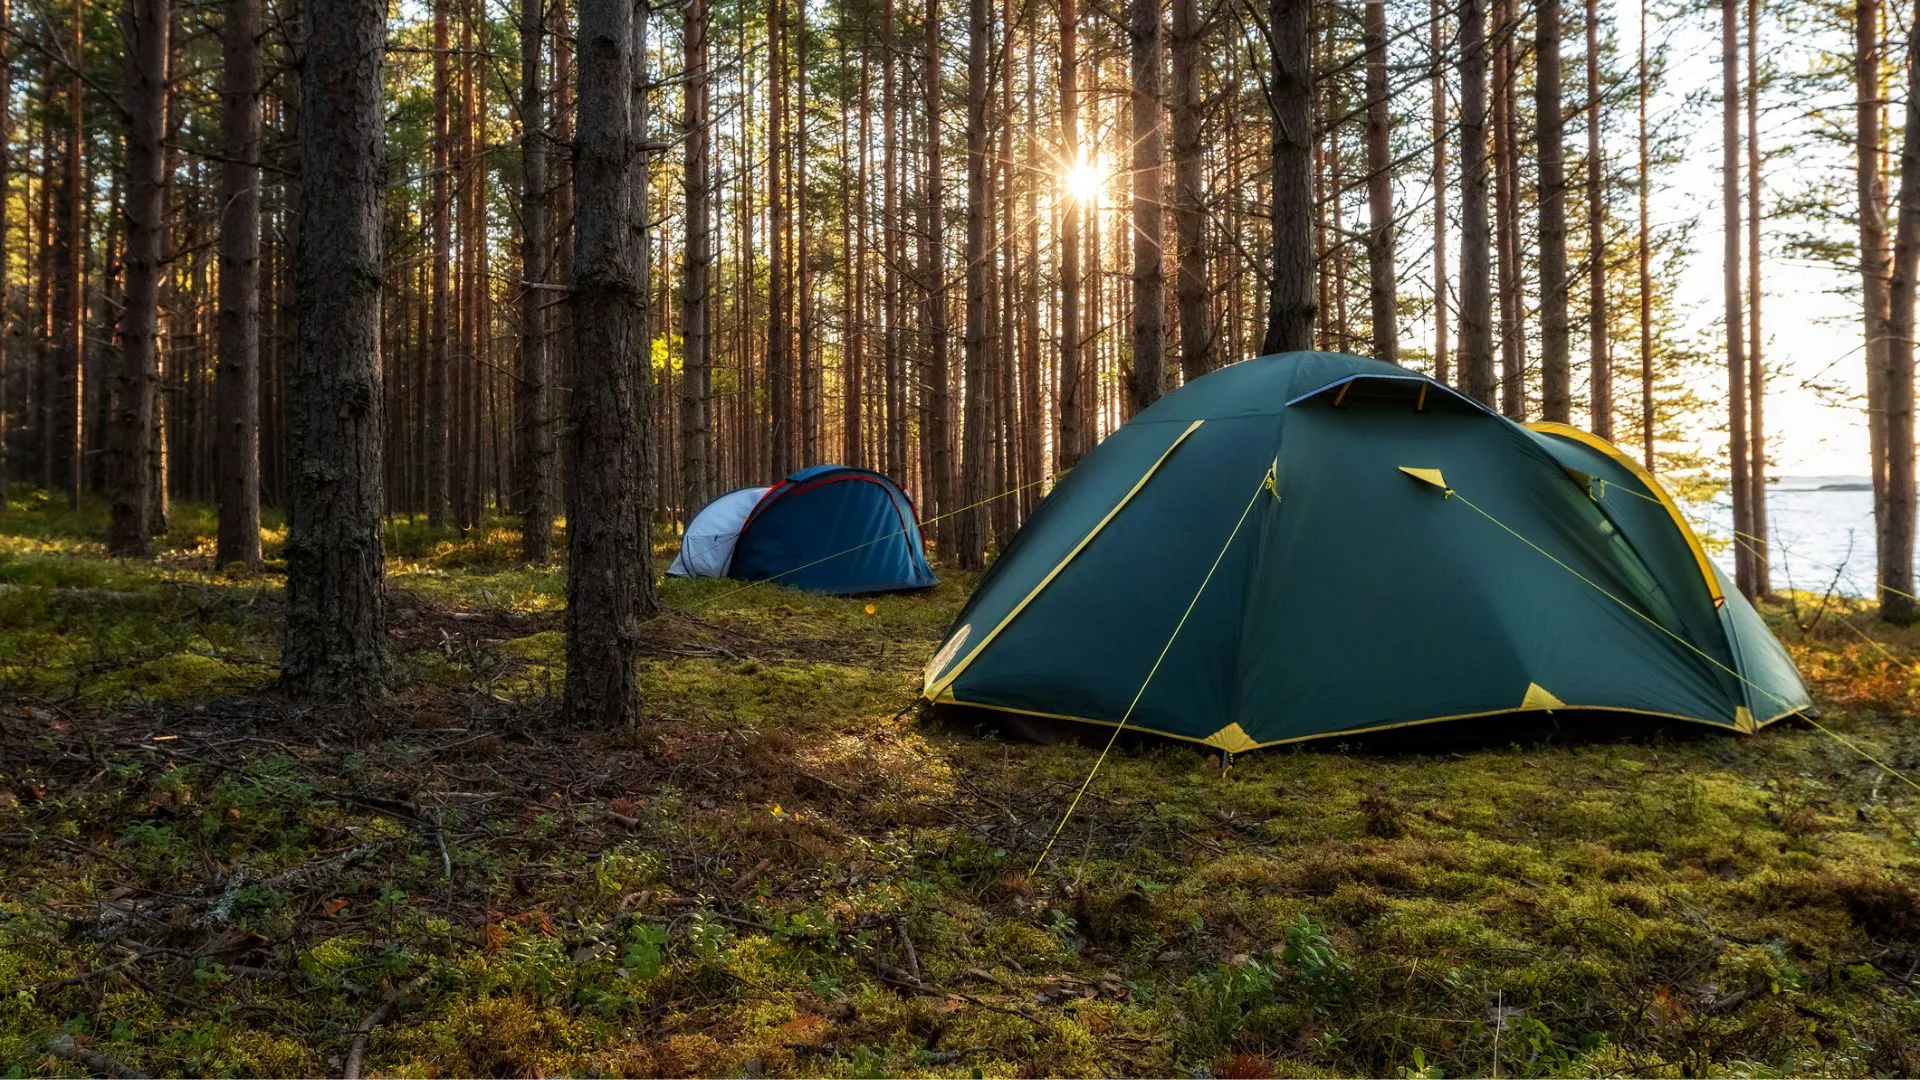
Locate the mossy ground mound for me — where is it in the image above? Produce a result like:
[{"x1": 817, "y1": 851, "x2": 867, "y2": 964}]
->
[{"x1": 1, "y1": 494, "x2": 1916, "y2": 1077}]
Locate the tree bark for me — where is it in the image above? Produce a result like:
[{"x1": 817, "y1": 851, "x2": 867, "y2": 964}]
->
[
  {"x1": 565, "y1": 0, "x2": 645, "y2": 722},
  {"x1": 631, "y1": 0, "x2": 658, "y2": 549},
  {"x1": 282, "y1": 0, "x2": 389, "y2": 698},
  {"x1": 1171, "y1": 0, "x2": 1210, "y2": 381},
  {"x1": 1638, "y1": 0, "x2": 1654, "y2": 465},
  {"x1": 1263, "y1": 0, "x2": 1315, "y2": 354},
  {"x1": 795, "y1": 0, "x2": 817, "y2": 465},
  {"x1": 1460, "y1": 0, "x2": 1495, "y2": 402},
  {"x1": 879, "y1": 3, "x2": 902, "y2": 476},
  {"x1": 1537, "y1": 0, "x2": 1570, "y2": 421},
  {"x1": 1585, "y1": 0, "x2": 1610, "y2": 439},
  {"x1": 767, "y1": 0, "x2": 792, "y2": 476},
  {"x1": 51, "y1": 0, "x2": 83, "y2": 508},
  {"x1": 1363, "y1": 0, "x2": 1397, "y2": 365},
  {"x1": 1431, "y1": 0, "x2": 1450, "y2": 384},
  {"x1": 681, "y1": 0, "x2": 712, "y2": 517},
  {"x1": 216, "y1": 0, "x2": 262, "y2": 568},
  {"x1": 1860, "y1": 0, "x2": 1892, "y2": 560},
  {"x1": 882, "y1": 0, "x2": 905, "y2": 477},
  {"x1": 1721, "y1": 0, "x2": 1754, "y2": 600},
  {"x1": 955, "y1": 0, "x2": 991, "y2": 569},
  {"x1": 1128, "y1": 0, "x2": 1165, "y2": 411},
  {"x1": 1745, "y1": 0, "x2": 1768, "y2": 596},
  {"x1": 109, "y1": 0, "x2": 169, "y2": 555},
  {"x1": 427, "y1": 0, "x2": 451, "y2": 527},
  {"x1": 1493, "y1": 0, "x2": 1524, "y2": 418},
  {"x1": 1881, "y1": 1, "x2": 1920, "y2": 621},
  {"x1": 0, "y1": 0, "x2": 11, "y2": 491},
  {"x1": 1057, "y1": 0, "x2": 1086, "y2": 467},
  {"x1": 922, "y1": 0, "x2": 951, "y2": 528},
  {"x1": 517, "y1": 0, "x2": 554, "y2": 561}
]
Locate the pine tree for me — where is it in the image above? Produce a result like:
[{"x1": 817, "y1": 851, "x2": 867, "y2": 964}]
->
[
  {"x1": 565, "y1": 0, "x2": 646, "y2": 722},
  {"x1": 215, "y1": 0, "x2": 263, "y2": 568},
  {"x1": 1264, "y1": 0, "x2": 1315, "y2": 353},
  {"x1": 108, "y1": 0, "x2": 169, "y2": 555},
  {"x1": 282, "y1": 0, "x2": 390, "y2": 698}
]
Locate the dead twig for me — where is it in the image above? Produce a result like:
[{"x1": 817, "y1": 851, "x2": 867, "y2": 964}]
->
[
  {"x1": 895, "y1": 915, "x2": 922, "y2": 984},
  {"x1": 343, "y1": 982, "x2": 398, "y2": 1080},
  {"x1": 11, "y1": 955, "x2": 137, "y2": 998}
]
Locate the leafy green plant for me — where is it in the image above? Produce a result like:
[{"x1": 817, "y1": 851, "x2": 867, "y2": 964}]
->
[
  {"x1": 621, "y1": 922, "x2": 668, "y2": 981},
  {"x1": 1280, "y1": 915, "x2": 1351, "y2": 1002},
  {"x1": 1398, "y1": 1046, "x2": 1445, "y2": 1079}
]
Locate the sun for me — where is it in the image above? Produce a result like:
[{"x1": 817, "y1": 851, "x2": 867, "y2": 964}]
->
[{"x1": 1062, "y1": 157, "x2": 1105, "y2": 203}]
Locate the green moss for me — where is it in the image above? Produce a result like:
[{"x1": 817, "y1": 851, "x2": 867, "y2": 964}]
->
[{"x1": 2, "y1": 500, "x2": 1918, "y2": 1075}]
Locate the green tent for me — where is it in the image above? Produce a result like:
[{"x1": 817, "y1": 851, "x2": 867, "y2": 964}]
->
[{"x1": 922, "y1": 351, "x2": 1812, "y2": 752}]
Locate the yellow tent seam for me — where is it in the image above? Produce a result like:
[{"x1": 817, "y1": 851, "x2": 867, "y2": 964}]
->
[
  {"x1": 923, "y1": 418, "x2": 1205, "y2": 700},
  {"x1": 935, "y1": 691, "x2": 1760, "y2": 750},
  {"x1": 1527, "y1": 421, "x2": 1726, "y2": 607}
]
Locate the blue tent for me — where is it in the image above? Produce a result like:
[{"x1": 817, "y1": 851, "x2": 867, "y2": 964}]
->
[{"x1": 673, "y1": 465, "x2": 938, "y2": 595}]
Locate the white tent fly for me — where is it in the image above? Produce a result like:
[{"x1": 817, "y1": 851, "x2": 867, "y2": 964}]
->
[{"x1": 668, "y1": 486, "x2": 773, "y2": 578}]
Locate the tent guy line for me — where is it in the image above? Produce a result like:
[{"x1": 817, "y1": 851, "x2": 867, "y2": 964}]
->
[
  {"x1": 922, "y1": 353, "x2": 1808, "y2": 750},
  {"x1": 1440, "y1": 484, "x2": 1920, "y2": 796},
  {"x1": 1027, "y1": 465, "x2": 1272, "y2": 879}
]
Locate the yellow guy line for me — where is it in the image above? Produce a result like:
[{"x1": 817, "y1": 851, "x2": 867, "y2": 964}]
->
[
  {"x1": 1447, "y1": 488, "x2": 1920, "y2": 796},
  {"x1": 1595, "y1": 483, "x2": 1920, "y2": 673},
  {"x1": 1028, "y1": 468, "x2": 1271, "y2": 879}
]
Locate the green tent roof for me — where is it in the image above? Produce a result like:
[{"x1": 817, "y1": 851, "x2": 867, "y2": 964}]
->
[{"x1": 922, "y1": 351, "x2": 1812, "y2": 752}]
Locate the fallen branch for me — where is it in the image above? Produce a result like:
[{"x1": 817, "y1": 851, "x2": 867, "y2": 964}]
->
[
  {"x1": 343, "y1": 983, "x2": 399, "y2": 1080},
  {"x1": 13, "y1": 956, "x2": 137, "y2": 998},
  {"x1": 895, "y1": 916, "x2": 922, "y2": 984},
  {"x1": 42, "y1": 1035, "x2": 145, "y2": 1079}
]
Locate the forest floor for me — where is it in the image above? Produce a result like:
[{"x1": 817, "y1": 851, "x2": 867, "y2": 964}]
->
[{"x1": 1, "y1": 490, "x2": 1918, "y2": 1078}]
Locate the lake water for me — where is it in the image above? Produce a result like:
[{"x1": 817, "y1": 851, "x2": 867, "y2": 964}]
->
[{"x1": 1690, "y1": 477, "x2": 1883, "y2": 596}]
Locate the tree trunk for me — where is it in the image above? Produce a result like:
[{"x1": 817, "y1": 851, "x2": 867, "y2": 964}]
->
[
  {"x1": 1171, "y1": 0, "x2": 1210, "y2": 381},
  {"x1": 565, "y1": 0, "x2": 644, "y2": 722},
  {"x1": 1745, "y1": 0, "x2": 1768, "y2": 596},
  {"x1": 517, "y1": 0, "x2": 554, "y2": 560},
  {"x1": 216, "y1": 0, "x2": 262, "y2": 568},
  {"x1": 282, "y1": 0, "x2": 389, "y2": 698},
  {"x1": 954, "y1": 0, "x2": 991, "y2": 569},
  {"x1": 796, "y1": 0, "x2": 817, "y2": 466},
  {"x1": 1882, "y1": 1, "x2": 1920, "y2": 621},
  {"x1": 682, "y1": 0, "x2": 712, "y2": 517},
  {"x1": 845, "y1": 38, "x2": 867, "y2": 469},
  {"x1": 0, "y1": 0, "x2": 11, "y2": 491},
  {"x1": 1721, "y1": 0, "x2": 1754, "y2": 600},
  {"x1": 1493, "y1": 0, "x2": 1524, "y2": 419},
  {"x1": 1057, "y1": 0, "x2": 1085, "y2": 467},
  {"x1": 1128, "y1": 0, "x2": 1164, "y2": 412},
  {"x1": 1860, "y1": 0, "x2": 1892, "y2": 556},
  {"x1": 767, "y1": 0, "x2": 792, "y2": 476},
  {"x1": 427, "y1": 0, "x2": 451, "y2": 527},
  {"x1": 1585, "y1": 0, "x2": 1610, "y2": 438},
  {"x1": 1537, "y1": 0, "x2": 1570, "y2": 422},
  {"x1": 1638, "y1": 0, "x2": 1654, "y2": 465},
  {"x1": 51, "y1": 0, "x2": 83, "y2": 508},
  {"x1": 1460, "y1": 0, "x2": 1495, "y2": 402},
  {"x1": 631, "y1": 0, "x2": 658, "y2": 552},
  {"x1": 109, "y1": 0, "x2": 169, "y2": 555},
  {"x1": 879, "y1": 0, "x2": 902, "y2": 472},
  {"x1": 1263, "y1": 0, "x2": 1315, "y2": 353},
  {"x1": 882, "y1": 0, "x2": 905, "y2": 477},
  {"x1": 1431, "y1": 0, "x2": 1450, "y2": 384},
  {"x1": 1363, "y1": 0, "x2": 1397, "y2": 364},
  {"x1": 922, "y1": 0, "x2": 951, "y2": 529}
]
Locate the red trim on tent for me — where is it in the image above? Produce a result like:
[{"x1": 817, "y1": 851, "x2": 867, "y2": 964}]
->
[{"x1": 739, "y1": 472, "x2": 922, "y2": 553}]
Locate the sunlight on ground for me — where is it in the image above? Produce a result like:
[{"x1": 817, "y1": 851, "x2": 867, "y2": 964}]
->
[{"x1": 1, "y1": 496, "x2": 1916, "y2": 1076}]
